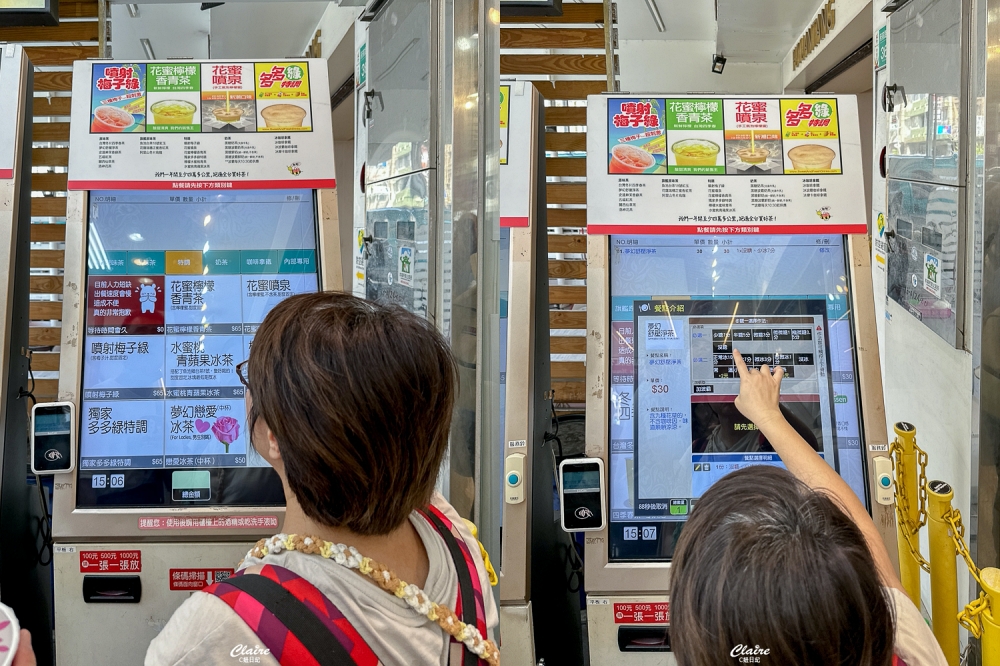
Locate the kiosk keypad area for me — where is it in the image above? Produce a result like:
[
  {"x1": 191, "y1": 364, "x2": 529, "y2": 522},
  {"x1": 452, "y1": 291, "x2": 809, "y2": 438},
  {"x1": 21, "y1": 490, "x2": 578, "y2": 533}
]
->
[
  {"x1": 608, "y1": 234, "x2": 867, "y2": 561},
  {"x1": 76, "y1": 189, "x2": 318, "y2": 507}
]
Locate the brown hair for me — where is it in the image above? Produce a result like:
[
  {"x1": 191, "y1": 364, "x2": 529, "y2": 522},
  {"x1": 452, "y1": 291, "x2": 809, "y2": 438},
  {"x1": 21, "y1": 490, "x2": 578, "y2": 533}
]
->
[
  {"x1": 247, "y1": 292, "x2": 457, "y2": 535},
  {"x1": 670, "y1": 465, "x2": 894, "y2": 666}
]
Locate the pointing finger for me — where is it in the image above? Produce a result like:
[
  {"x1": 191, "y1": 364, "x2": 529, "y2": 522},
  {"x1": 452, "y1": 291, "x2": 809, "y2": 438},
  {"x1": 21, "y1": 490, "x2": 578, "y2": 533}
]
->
[{"x1": 733, "y1": 348, "x2": 749, "y2": 377}]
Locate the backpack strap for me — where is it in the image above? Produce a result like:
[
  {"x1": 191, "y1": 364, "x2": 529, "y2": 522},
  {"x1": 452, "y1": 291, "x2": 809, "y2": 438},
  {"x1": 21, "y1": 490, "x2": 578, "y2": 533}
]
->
[
  {"x1": 419, "y1": 506, "x2": 489, "y2": 666},
  {"x1": 203, "y1": 564, "x2": 380, "y2": 666}
]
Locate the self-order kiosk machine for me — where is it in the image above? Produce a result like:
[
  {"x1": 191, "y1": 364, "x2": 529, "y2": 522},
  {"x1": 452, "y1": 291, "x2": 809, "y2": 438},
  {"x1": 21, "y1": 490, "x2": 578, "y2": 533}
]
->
[
  {"x1": 582, "y1": 94, "x2": 895, "y2": 663},
  {"x1": 48, "y1": 59, "x2": 339, "y2": 664}
]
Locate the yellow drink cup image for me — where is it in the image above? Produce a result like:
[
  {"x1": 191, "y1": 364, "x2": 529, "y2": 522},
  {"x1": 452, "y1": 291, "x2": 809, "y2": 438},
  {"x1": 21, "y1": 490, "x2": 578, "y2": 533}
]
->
[
  {"x1": 672, "y1": 139, "x2": 721, "y2": 167},
  {"x1": 787, "y1": 144, "x2": 836, "y2": 171},
  {"x1": 737, "y1": 147, "x2": 769, "y2": 164},
  {"x1": 260, "y1": 103, "x2": 307, "y2": 129},
  {"x1": 213, "y1": 106, "x2": 244, "y2": 123},
  {"x1": 150, "y1": 100, "x2": 197, "y2": 126}
]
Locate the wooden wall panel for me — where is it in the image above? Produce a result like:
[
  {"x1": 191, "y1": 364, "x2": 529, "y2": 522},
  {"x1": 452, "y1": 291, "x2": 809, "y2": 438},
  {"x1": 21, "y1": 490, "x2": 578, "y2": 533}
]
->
[
  {"x1": 544, "y1": 132, "x2": 587, "y2": 152},
  {"x1": 13, "y1": 4, "x2": 100, "y2": 410},
  {"x1": 34, "y1": 71, "x2": 74, "y2": 92},
  {"x1": 0, "y1": 23, "x2": 98, "y2": 42},
  {"x1": 547, "y1": 234, "x2": 586, "y2": 252},
  {"x1": 543, "y1": 107, "x2": 588, "y2": 126},
  {"x1": 30, "y1": 198, "x2": 68, "y2": 217},
  {"x1": 531, "y1": 80, "x2": 605, "y2": 100},
  {"x1": 23, "y1": 46, "x2": 97, "y2": 66},
  {"x1": 501, "y1": 4, "x2": 604, "y2": 23},
  {"x1": 31, "y1": 148, "x2": 69, "y2": 166},
  {"x1": 32, "y1": 98, "x2": 72, "y2": 117},
  {"x1": 491, "y1": 3, "x2": 611, "y2": 404},
  {"x1": 32, "y1": 123, "x2": 71, "y2": 142},
  {"x1": 501, "y1": 54, "x2": 605, "y2": 76},
  {"x1": 546, "y1": 209, "x2": 587, "y2": 228},
  {"x1": 500, "y1": 28, "x2": 604, "y2": 49},
  {"x1": 30, "y1": 224, "x2": 66, "y2": 242}
]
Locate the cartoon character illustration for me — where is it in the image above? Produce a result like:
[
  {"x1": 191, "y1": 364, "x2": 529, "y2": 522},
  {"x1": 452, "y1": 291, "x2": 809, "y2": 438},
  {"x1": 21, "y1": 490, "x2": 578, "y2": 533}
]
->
[
  {"x1": 400, "y1": 251, "x2": 412, "y2": 275},
  {"x1": 287, "y1": 162, "x2": 302, "y2": 176},
  {"x1": 816, "y1": 206, "x2": 832, "y2": 221},
  {"x1": 138, "y1": 283, "x2": 157, "y2": 313},
  {"x1": 925, "y1": 259, "x2": 939, "y2": 283}
]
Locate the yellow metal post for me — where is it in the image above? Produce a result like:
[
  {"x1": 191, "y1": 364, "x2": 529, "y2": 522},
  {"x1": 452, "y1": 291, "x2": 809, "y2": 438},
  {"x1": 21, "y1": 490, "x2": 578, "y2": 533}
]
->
[
  {"x1": 981, "y1": 568, "x2": 1000, "y2": 664},
  {"x1": 926, "y1": 480, "x2": 959, "y2": 666},
  {"x1": 894, "y1": 422, "x2": 922, "y2": 606}
]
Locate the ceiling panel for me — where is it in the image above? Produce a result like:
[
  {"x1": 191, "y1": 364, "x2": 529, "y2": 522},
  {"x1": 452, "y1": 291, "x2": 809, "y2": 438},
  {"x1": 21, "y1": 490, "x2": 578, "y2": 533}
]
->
[
  {"x1": 716, "y1": 0, "x2": 824, "y2": 62},
  {"x1": 110, "y1": 3, "x2": 210, "y2": 60},
  {"x1": 210, "y1": 1, "x2": 328, "y2": 59},
  {"x1": 616, "y1": 0, "x2": 717, "y2": 42}
]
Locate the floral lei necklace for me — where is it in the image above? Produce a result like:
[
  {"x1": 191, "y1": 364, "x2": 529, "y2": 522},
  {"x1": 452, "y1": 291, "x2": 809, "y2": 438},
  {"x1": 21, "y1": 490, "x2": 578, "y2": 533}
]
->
[{"x1": 245, "y1": 534, "x2": 500, "y2": 666}]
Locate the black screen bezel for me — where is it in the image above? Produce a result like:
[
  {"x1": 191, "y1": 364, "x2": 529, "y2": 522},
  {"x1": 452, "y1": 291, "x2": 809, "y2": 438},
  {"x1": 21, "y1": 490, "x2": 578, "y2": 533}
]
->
[
  {"x1": 606, "y1": 236, "x2": 871, "y2": 562},
  {"x1": 74, "y1": 190, "x2": 321, "y2": 509}
]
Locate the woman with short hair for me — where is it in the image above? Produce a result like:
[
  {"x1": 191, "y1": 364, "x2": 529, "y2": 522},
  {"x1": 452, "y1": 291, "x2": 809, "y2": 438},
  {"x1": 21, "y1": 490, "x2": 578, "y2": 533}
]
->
[{"x1": 147, "y1": 292, "x2": 498, "y2": 666}]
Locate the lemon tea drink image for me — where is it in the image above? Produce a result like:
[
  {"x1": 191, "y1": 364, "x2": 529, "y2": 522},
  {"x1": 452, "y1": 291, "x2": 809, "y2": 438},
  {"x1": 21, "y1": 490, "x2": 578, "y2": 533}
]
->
[
  {"x1": 672, "y1": 138, "x2": 721, "y2": 166},
  {"x1": 91, "y1": 105, "x2": 135, "y2": 132},
  {"x1": 787, "y1": 144, "x2": 837, "y2": 171},
  {"x1": 609, "y1": 144, "x2": 656, "y2": 173},
  {"x1": 150, "y1": 100, "x2": 197, "y2": 125},
  {"x1": 260, "y1": 103, "x2": 307, "y2": 129}
]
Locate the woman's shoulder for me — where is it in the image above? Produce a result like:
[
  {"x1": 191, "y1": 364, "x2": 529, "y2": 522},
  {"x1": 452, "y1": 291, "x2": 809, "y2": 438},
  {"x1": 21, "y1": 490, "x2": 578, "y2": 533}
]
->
[
  {"x1": 145, "y1": 587, "x2": 278, "y2": 666},
  {"x1": 427, "y1": 493, "x2": 500, "y2": 637},
  {"x1": 884, "y1": 587, "x2": 949, "y2": 666}
]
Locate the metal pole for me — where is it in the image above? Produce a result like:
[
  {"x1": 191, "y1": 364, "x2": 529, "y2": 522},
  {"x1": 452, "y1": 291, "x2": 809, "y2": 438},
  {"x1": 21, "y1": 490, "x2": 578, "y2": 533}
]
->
[
  {"x1": 980, "y1": 568, "x2": 1000, "y2": 664},
  {"x1": 927, "y1": 480, "x2": 960, "y2": 666},
  {"x1": 895, "y1": 422, "x2": 922, "y2": 606}
]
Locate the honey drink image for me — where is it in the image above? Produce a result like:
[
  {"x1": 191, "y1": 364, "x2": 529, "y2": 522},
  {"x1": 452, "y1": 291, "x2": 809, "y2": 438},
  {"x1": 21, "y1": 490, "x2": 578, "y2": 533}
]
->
[
  {"x1": 213, "y1": 106, "x2": 244, "y2": 123},
  {"x1": 150, "y1": 100, "x2": 197, "y2": 126},
  {"x1": 672, "y1": 138, "x2": 721, "y2": 166},
  {"x1": 787, "y1": 144, "x2": 837, "y2": 171},
  {"x1": 610, "y1": 143, "x2": 656, "y2": 174},
  {"x1": 91, "y1": 105, "x2": 135, "y2": 133},
  {"x1": 737, "y1": 147, "x2": 769, "y2": 164},
  {"x1": 260, "y1": 103, "x2": 308, "y2": 129}
]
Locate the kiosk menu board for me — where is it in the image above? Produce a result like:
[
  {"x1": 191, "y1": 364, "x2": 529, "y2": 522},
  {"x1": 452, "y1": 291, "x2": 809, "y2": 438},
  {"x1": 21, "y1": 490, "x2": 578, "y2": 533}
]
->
[
  {"x1": 76, "y1": 189, "x2": 318, "y2": 507},
  {"x1": 587, "y1": 95, "x2": 867, "y2": 235},
  {"x1": 607, "y1": 234, "x2": 868, "y2": 561}
]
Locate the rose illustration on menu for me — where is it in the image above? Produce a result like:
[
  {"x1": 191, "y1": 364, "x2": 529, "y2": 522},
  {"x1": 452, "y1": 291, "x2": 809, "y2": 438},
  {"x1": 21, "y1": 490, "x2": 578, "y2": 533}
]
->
[
  {"x1": 90, "y1": 63, "x2": 146, "y2": 133},
  {"x1": 211, "y1": 416, "x2": 240, "y2": 453}
]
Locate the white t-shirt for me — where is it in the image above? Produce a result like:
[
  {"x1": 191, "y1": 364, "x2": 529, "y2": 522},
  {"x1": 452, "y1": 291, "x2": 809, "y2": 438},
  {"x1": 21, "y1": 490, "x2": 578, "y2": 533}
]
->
[
  {"x1": 887, "y1": 587, "x2": 949, "y2": 666},
  {"x1": 145, "y1": 494, "x2": 498, "y2": 666}
]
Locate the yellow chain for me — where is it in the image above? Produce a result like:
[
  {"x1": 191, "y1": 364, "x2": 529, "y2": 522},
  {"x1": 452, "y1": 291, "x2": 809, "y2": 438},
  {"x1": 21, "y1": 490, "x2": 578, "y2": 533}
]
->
[
  {"x1": 959, "y1": 593, "x2": 989, "y2": 639},
  {"x1": 943, "y1": 508, "x2": 991, "y2": 639},
  {"x1": 890, "y1": 439, "x2": 931, "y2": 573}
]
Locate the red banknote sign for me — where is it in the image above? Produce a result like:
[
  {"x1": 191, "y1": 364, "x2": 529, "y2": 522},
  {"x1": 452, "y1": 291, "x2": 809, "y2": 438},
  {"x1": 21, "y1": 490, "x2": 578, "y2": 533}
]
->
[
  {"x1": 613, "y1": 602, "x2": 670, "y2": 624},
  {"x1": 86, "y1": 275, "x2": 165, "y2": 335},
  {"x1": 79, "y1": 550, "x2": 142, "y2": 573}
]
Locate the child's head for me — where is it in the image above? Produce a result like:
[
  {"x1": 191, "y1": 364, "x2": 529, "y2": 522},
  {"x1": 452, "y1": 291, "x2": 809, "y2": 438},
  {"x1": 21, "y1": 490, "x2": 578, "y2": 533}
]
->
[
  {"x1": 670, "y1": 465, "x2": 894, "y2": 666},
  {"x1": 246, "y1": 292, "x2": 456, "y2": 536}
]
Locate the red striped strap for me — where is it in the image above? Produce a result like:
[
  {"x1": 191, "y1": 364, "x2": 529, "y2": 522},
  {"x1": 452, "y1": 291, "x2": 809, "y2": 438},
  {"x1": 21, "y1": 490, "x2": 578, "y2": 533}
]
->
[
  {"x1": 202, "y1": 564, "x2": 381, "y2": 666},
  {"x1": 420, "y1": 506, "x2": 490, "y2": 665}
]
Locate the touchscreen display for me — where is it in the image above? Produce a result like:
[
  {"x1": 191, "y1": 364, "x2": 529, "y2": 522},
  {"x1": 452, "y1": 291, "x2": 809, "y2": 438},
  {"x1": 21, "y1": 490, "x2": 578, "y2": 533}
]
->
[
  {"x1": 609, "y1": 234, "x2": 867, "y2": 561},
  {"x1": 76, "y1": 190, "x2": 318, "y2": 507}
]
